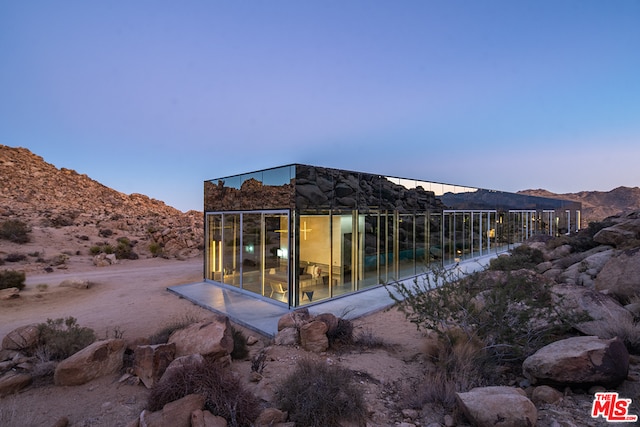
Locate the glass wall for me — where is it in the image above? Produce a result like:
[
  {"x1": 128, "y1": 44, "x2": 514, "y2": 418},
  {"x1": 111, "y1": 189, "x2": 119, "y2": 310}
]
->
[
  {"x1": 206, "y1": 211, "x2": 289, "y2": 303},
  {"x1": 205, "y1": 164, "x2": 582, "y2": 307}
]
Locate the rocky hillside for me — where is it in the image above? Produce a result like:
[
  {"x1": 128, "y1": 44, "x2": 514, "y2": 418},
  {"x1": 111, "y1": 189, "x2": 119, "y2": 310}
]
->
[
  {"x1": 520, "y1": 187, "x2": 640, "y2": 227},
  {"x1": 0, "y1": 145, "x2": 203, "y2": 265}
]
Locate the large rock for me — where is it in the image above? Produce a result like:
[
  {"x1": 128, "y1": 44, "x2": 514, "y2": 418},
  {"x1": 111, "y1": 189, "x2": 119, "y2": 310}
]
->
[
  {"x1": 140, "y1": 393, "x2": 205, "y2": 427},
  {"x1": 522, "y1": 336, "x2": 629, "y2": 388},
  {"x1": 594, "y1": 248, "x2": 640, "y2": 302},
  {"x1": 160, "y1": 353, "x2": 205, "y2": 384},
  {"x1": 168, "y1": 316, "x2": 233, "y2": 359},
  {"x1": 0, "y1": 371, "x2": 32, "y2": 397},
  {"x1": 134, "y1": 343, "x2": 176, "y2": 388},
  {"x1": 551, "y1": 284, "x2": 634, "y2": 337},
  {"x1": 54, "y1": 339, "x2": 125, "y2": 386},
  {"x1": 594, "y1": 215, "x2": 640, "y2": 247},
  {"x1": 558, "y1": 247, "x2": 614, "y2": 288},
  {"x1": 299, "y1": 320, "x2": 329, "y2": 353},
  {"x1": 456, "y1": 386, "x2": 537, "y2": 427},
  {"x1": 277, "y1": 309, "x2": 311, "y2": 331},
  {"x1": 274, "y1": 327, "x2": 299, "y2": 346},
  {"x1": 2, "y1": 324, "x2": 40, "y2": 351}
]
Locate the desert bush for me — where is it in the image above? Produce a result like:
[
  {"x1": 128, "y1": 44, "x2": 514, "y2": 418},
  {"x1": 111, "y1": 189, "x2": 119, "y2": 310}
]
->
[
  {"x1": 5, "y1": 253, "x2": 27, "y2": 262},
  {"x1": 148, "y1": 357, "x2": 260, "y2": 427},
  {"x1": 0, "y1": 270, "x2": 26, "y2": 290},
  {"x1": 488, "y1": 245, "x2": 544, "y2": 271},
  {"x1": 353, "y1": 328, "x2": 387, "y2": 349},
  {"x1": 47, "y1": 253, "x2": 69, "y2": 266},
  {"x1": 274, "y1": 358, "x2": 367, "y2": 427},
  {"x1": 403, "y1": 329, "x2": 493, "y2": 409},
  {"x1": 251, "y1": 350, "x2": 267, "y2": 375},
  {"x1": 327, "y1": 317, "x2": 354, "y2": 347},
  {"x1": 90, "y1": 244, "x2": 114, "y2": 255},
  {"x1": 99, "y1": 228, "x2": 113, "y2": 238},
  {"x1": 115, "y1": 237, "x2": 138, "y2": 260},
  {"x1": 390, "y1": 266, "x2": 584, "y2": 364},
  {"x1": 230, "y1": 327, "x2": 249, "y2": 360},
  {"x1": 36, "y1": 317, "x2": 96, "y2": 360},
  {"x1": 0, "y1": 219, "x2": 30, "y2": 243},
  {"x1": 149, "y1": 241, "x2": 163, "y2": 257}
]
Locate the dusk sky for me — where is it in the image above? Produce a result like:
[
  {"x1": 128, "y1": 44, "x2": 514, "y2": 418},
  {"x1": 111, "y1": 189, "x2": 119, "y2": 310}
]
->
[{"x1": 1, "y1": 1, "x2": 639, "y2": 212}]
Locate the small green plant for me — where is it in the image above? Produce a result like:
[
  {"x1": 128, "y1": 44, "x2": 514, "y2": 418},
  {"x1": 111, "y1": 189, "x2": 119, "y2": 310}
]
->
[
  {"x1": 389, "y1": 266, "x2": 585, "y2": 364},
  {"x1": 36, "y1": 283, "x2": 48, "y2": 292},
  {"x1": 36, "y1": 317, "x2": 96, "y2": 360},
  {"x1": 149, "y1": 241, "x2": 163, "y2": 258},
  {"x1": 0, "y1": 270, "x2": 26, "y2": 290},
  {"x1": 115, "y1": 237, "x2": 138, "y2": 260},
  {"x1": 0, "y1": 219, "x2": 30, "y2": 243},
  {"x1": 488, "y1": 245, "x2": 544, "y2": 271},
  {"x1": 230, "y1": 327, "x2": 249, "y2": 360},
  {"x1": 274, "y1": 358, "x2": 367, "y2": 427},
  {"x1": 148, "y1": 357, "x2": 260, "y2": 427}
]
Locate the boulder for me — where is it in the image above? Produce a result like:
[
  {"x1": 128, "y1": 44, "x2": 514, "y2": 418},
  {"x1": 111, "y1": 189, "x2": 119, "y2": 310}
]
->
[
  {"x1": 594, "y1": 216, "x2": 640, "y2": 247},
  {"x1": 0, "y1": 371, "x2": 32, "y2": 397},
  {"x1": 558, "y1": 247, "x2": 614, "y2": 287},
  {"x1": 594, "y1": 248, "x2": 640, "y2": 302},
  {"x1": 551, "y1": 284, "x2": 634, "y2": 337},
  {"x1": 59, "y1": 277, "x2": 91, "y2": 289},
  {"x1": 522, "y1": 336, "x2": 629, "y2": 388},
  {"x1": 315, "y1": 313, "x2": 339, "y2": 335},
  {"x1": 160, "y1": 353, "x2": 205, "y2": 384},
  {"x1": 0, "y1": 287, "x2": 20, "y2": 300},
  {"x1": 191, "y1": 409, "x2": 228, "y2": 427},
  {"x1": 456, "y1": 386, "x2": 537, "y2": 427},
  {"x1": 2, "y1": 324, "x2": 40, "y2": 351},
  {"x1": 168, "y1": 316, "x2": 233, "y2": 359},
  {"x1": 274, "y1": 327, "x2": 299, "y2": 346},
  {"x1": 134, "y1": 343, "x2": 176, "y2": 388},
  {"x1": 299, "y1": 320, "x2": 329, "y2": 353},
  {"x1": 277, "y1": 309, "x2": 311, "y2": 331},
  {"x1": 54, "y1": 339, "x2": 125, "y2": 386},
  {"x1": 140, "y1": 393, "x2": 205, "y2": 427},
  {"x1": 530, "y1": 385, "x2": 563, "y2": 405},
  {"x1": 548, "y1": 244, "x2": 572, "y2": 261}
]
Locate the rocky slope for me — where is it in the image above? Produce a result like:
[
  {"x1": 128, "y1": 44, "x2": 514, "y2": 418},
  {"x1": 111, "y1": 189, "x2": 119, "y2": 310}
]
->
[
  {"x1": 519, "y1": 187, "x2": 640, "y2": 227},
  {"x1": 0, "y1": 145, "x2": 203, "y2": 267}
]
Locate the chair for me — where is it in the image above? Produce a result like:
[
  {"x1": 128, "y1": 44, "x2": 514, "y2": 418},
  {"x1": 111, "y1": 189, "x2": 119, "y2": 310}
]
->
[{"x1": 269, "y1": 282, "x2": 287, "y2": 299}]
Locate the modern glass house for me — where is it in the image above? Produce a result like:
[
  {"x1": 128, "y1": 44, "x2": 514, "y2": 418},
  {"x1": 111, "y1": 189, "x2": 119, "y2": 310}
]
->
[{"x1": 204, "y1": 164, "x2": 581, "y2": 308}]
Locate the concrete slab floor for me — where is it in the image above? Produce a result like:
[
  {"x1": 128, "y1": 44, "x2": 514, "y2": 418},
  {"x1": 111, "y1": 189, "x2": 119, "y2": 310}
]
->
[{"x1": 168, "y1": 252, "x2": 499, "y2": 338}]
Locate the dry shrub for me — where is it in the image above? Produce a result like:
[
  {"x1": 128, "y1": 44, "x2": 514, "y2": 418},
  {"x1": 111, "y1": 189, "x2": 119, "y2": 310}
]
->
[
  {"x1": 274, "y1": 358, "x2": 367, "y2": 427},
  {"x1": 404, "y1": 329, "x2": 493, "y2": 409},
  {"x1": 354, "y1": 328, "x2": 387, "y2": 349},
  {"x1": 36, "y1": 317, "x2": 96, "y2": 361},
  {"x1": 327, "y1": 317, "x2": 354, "y2": 347},
  {"x1": 148, "y1": 357, "x2": 260, "y2": 427},
  {"x1": 230, "y1": 327, "x2": 249, "y2": 360}
]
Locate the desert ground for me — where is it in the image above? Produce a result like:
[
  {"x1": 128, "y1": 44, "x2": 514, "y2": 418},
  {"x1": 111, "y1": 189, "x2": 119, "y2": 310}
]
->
[{"x1": 0, "y1": 255, "x2": 431, "y2": 427}]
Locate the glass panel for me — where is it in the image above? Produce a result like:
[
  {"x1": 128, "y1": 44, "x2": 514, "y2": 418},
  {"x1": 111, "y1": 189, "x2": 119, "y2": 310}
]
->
[
  {"x1": 333, "y1": 214, "x2": 354, "y2": 297},
  {"x1": 361, "y1": 213, "x2": 380, "y2": 288},
  {"x1": 398, "y1": 214, "x2": 415, "y2": 278},
  {"x1": 415, "y1": 214, "x2": 427, "y2": 272},
  {"x1": 223, "y1": 214, "x2": 241, "y2": 287},
  {"x1": 429, "y1": 213, "x2": 442, "y2": 265},
  {"x1": 265, "y1": 213, "x2": 289, "y2": 302},
  {"x1": 299, "y1": 215, "x2": 331, "y2": 305},
  {"x1": 241, "y1": 213, "x2": 262, "y2": 295},
  {"x1": 206, "y1": 214, "x2": 223, "y2": 281}
]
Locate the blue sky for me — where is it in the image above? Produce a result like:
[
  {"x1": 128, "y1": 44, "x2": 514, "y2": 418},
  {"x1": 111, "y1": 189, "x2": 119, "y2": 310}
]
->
[{"x1": 1, "y1": 1, "x2": 639, "y2": 212}]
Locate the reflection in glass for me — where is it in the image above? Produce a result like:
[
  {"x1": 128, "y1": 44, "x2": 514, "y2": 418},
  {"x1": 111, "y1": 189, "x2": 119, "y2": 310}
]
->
[
  {"x1": 241, "y1": 214, "x2": 262, "y2": 295},
  {"x1": 223, "y1": 214, "x2": 241, "y2": 287}
]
